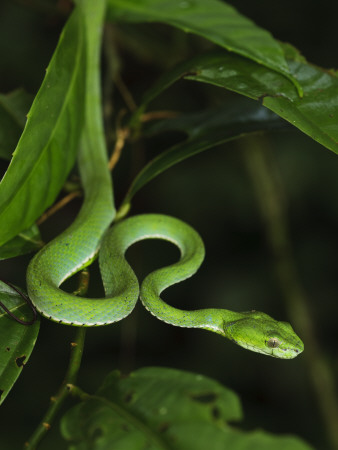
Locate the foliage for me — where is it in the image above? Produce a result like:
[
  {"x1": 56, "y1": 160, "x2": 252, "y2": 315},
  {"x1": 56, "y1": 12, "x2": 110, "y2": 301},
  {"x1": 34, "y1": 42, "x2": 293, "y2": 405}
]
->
[
  {"x1": 0, "y1": 0, "x2": 336, "y2": 448},
  {"x1": 61, "y1": 367, "x2": 309, "y2": 450},
  {"x1": 0, "y1": 281, "x2": 39, "y2": 405}
]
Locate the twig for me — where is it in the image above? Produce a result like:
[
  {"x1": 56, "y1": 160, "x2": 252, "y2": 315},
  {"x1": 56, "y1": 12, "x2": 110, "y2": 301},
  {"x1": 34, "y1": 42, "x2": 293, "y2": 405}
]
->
[
  {"x1": 242, "y1": 136, "x2": 338, "y2": 450},
  {"x1": 24, "y1": 270, "x2": 89, "y2": 449},
  {"x1": 36, "y1": 190, "x2": 82, "y2": 226},
  {"x1": 103, "y1": 24, "x2": 137, "y2": 113},
  {"x1": 108, "y1": 110, "x2": 130, "y2": 171},
  {"x1": 115, "y1": 73, "x2": 137, "y2": 112},
  {"x1": 108, "y1": 127, "x2": 129, "y2": 171},
  {"x1": 103, "y1": 24, "x2": 119, "y2": 134},
  {"x1": 140, "y1": 110, "x2": 180, "y2": 122}
]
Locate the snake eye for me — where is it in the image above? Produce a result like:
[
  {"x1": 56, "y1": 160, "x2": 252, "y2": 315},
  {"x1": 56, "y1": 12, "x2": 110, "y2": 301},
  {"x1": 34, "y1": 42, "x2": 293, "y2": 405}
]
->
[{"x1": 267, "y1": 337, "x2": 280, "y2": 348}]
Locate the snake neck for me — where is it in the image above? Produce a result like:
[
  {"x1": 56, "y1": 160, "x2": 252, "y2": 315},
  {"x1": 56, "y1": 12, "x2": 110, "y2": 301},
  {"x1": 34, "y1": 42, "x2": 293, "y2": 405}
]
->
[
  {"x1": 194, "y1": 308, "x2": 245, "y2": 336},
  {"x1": 140, "y1": 277, "x2": 244, "y2": 336}
]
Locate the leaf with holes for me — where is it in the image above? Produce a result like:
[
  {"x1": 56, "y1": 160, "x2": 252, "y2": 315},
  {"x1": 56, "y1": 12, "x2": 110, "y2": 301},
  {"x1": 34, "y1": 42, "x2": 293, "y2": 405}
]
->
[
  {"x1": 61, "y1": 367, "x2": 312, "y2": 449},
  {"x1": 0, "y1": 281, "x2": 39, "y2": 405}
]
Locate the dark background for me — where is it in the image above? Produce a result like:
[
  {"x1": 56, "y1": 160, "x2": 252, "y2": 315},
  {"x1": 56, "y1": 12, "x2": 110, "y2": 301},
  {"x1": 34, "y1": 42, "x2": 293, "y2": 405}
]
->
[{"x1": 0, "y1": 1, "x2": 337, "y2": 449}]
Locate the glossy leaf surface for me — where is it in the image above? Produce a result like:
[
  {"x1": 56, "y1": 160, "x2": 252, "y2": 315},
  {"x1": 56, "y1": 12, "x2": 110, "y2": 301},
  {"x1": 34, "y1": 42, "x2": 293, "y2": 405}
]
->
[
  {"x1": 137, "y1": 47, "x2": 338, "y2": 155},
  {"x1": 185, "y1": 47, "x2": 338, "y2": 154},
  {"x1": 106, "y1": 0, "x2": 301, "y2": 92}
]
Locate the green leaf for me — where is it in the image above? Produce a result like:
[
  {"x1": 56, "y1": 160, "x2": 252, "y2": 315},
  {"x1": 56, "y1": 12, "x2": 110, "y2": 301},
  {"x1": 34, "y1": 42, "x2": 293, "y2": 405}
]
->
[
  {"x1": 262, "y1": 45, "x2": 338, "y2": 154},
  {"x1": 0, "y1": 281, "x2": 39, "y2": 405},
  {"x1": 137, "y1": 47, "x2": 338, "y2": 155},
  {"x1": 121, "y1": 99, "x2": 285, "y2": 208},
  {"x1": 0, "y1": 5, "x2": 87, "y2": 246},
  {"x1": 0, "y1": 89, "x2": 33, "y2": 161},
  {"x1": 0, "y1": 224, "x2": 43, "y2": 260},
  {"x1": 61, "y1": 367, "x2": 312, "y2": 449},
  {"x1": 185, "y1": 48, "x2": 338, "y2": 154},
  {"x1": 106, "y1": 0, "x2": 301, "y2": 94}
]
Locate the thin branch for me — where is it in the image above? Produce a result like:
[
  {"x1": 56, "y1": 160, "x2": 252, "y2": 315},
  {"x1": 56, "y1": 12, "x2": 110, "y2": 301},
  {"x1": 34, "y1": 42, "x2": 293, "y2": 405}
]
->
[
  {"x1": 115, "y1": 73, "x2": 137, "y2": 112},
  {"x1": 108, "y1": 127, "x2": 129, "y2": 171},
  {"x1": 24, "y1": 270, "x2": 89, "y2": 449},
  {"x1": 108, "y1": 110, "x2": 130, "y2": 171},
  {"x1": 242, "y1": 136, "x2": 338, "y2": 450},
  {"x1": 140, "y1": 110, "x2": 180, "y2": 122},
  {"x1": 103, "y1": 24, "x2": 137, "y2": 113},
  {"x1": 37, "y1": 190, "x2": 82, "y2": 226},
  {"x1": 103, "y1": 24, "x2": 119, "y2": 134}
]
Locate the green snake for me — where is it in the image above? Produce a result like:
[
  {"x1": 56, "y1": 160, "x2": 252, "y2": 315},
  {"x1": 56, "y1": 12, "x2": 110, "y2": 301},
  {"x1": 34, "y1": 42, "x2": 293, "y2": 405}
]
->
[
  {"x1": 26, "y1": 205, "x2": 304, "y2": 358},
  {"x1": 26, "y1": 146, "x2": 304, "y2": 359},
  {"x1": 26, "y1": 1, "x2": 303, "y2": 359}
]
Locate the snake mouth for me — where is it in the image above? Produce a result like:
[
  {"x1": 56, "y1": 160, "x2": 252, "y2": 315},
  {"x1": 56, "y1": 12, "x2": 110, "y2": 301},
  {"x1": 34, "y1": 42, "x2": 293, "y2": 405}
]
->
[{"x1": 237, "y1": 341, "x2": 301, "y2": 359}]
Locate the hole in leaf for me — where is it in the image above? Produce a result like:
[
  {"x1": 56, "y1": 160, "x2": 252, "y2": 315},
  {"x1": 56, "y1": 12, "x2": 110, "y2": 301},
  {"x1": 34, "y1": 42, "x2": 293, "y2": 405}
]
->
[
  {"x1": 15, "y1": 355, "x2": 26, "y2": 367},
  {"x1": 124, "y1": 391, "x2": 134, "y2": 403},
  {"x1": 0, "y1": 389, "x2": 3, "y2": 400},
  {"x1": 191, "y1": 392, "x2": 218, "y2": 404},
  {"x1": 212, "y1": 406, "x2": 221, "y2": 420},
  {"x1": 183, "y1": 70, "x2": 198, "y2": 77},
  {"x1": 6, "y1": 347, "x2": 10, "y2": 352},
  {"x1": 159, "y1": 422, "x2": 170, "y2": 433}
]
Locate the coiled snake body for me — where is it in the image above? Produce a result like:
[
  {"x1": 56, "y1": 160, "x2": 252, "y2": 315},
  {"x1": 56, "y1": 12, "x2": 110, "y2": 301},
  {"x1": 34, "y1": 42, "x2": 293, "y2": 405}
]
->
[{"x1": 26, "y1": 138, "x2": 303, "y2": 359}]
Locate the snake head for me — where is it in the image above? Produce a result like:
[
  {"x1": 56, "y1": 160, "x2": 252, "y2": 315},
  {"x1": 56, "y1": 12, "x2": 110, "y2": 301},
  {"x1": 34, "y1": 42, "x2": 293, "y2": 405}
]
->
[{"x1": 223, "y1": 311, "x2": 304, "y2": 359}]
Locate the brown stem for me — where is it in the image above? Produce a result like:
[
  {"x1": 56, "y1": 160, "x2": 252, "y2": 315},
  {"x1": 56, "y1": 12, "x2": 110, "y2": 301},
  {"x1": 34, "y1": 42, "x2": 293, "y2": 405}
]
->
[
  {"x1": 36, "y1": 190, "x2": 82, "y2": 226},
  {"x1": 140, "y1": 110, "x2": 180, "y2": 122},
  {"x1": 24, "y1": 270, "x2": 89, "y2": 449},
  {"x1": 103, "y1": 26, "x2": 137, "y2": 114},
  {"x1": 115, "y1": 73, "x2": 137, "y2": 112},
  {"x1": 108, "y1": 114, "x2": 129, "y2": 171}
]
